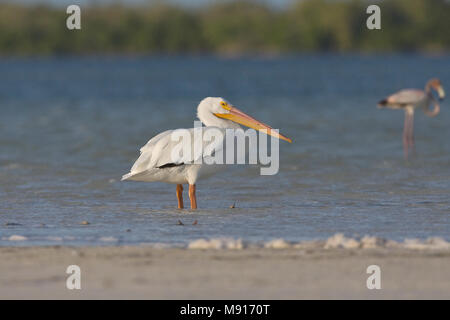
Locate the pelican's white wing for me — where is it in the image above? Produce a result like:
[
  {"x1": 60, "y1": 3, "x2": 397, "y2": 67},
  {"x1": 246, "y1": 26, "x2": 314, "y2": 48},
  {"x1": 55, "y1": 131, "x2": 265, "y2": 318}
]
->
[
  {"x1": 124, "y1": 129, "x2": 173, "y2": 178},
  {"x1": 122, "y1": 127, "x2": 225, "y2": 182}
]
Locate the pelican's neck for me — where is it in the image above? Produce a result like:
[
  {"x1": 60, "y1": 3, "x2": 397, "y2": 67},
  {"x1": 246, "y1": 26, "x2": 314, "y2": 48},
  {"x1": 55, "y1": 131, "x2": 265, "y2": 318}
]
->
[{"x1": 197, "y1": 109, "x2": 241, "y2": 129}]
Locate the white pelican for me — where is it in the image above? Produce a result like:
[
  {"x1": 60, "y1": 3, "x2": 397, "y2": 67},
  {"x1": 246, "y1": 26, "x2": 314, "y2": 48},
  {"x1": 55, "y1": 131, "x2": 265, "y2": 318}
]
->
[
  {"x1": 122, "y1": 97, "x2": 292, "y2": 209},
  {"x1": 378, "y1": 78, "x2": 445, "y2": 159}
]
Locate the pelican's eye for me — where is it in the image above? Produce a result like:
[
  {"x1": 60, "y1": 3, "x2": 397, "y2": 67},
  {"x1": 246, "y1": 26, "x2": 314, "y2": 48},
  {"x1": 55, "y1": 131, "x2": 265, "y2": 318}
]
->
[{"x1": 220, "y1": 101, "x2": 231, "y2": 110}]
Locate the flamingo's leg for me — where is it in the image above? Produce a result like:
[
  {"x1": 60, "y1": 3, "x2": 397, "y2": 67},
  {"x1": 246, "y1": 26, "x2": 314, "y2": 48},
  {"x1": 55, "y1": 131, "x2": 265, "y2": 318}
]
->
[
  {"x1": 189, "y1": 184, "x2": 197, "y2": 210},
  {"x1": 408, "y1": 111, "x2": 415, "y2": 153},
  {"x1": 176, "y1": 184, "x2": 184, "y2": 209},
  {"x1": 403, "y1": 111, "x2": 410, "y2": 159},
  {"x1": 406, "y1": 108, "x2": 415, "y2": 157}
]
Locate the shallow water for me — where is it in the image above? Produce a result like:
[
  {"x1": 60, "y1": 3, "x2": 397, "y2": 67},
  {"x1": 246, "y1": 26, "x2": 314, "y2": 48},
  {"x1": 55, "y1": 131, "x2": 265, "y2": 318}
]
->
[{"x1": 0, "y1": 55, "x2": 449, "y2": 246}]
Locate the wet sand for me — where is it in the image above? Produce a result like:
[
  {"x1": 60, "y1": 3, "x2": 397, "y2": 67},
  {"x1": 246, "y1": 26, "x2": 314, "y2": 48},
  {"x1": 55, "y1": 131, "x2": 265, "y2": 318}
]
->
[{"x1": 0, "y1": 246, "x2": 449, "y2": 299}]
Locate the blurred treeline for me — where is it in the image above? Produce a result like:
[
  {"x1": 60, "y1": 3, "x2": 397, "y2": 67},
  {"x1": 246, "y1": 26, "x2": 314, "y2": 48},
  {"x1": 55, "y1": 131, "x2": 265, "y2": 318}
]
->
[{"x1": 0, "y1": 0, "x2": 449, "y2": 55}]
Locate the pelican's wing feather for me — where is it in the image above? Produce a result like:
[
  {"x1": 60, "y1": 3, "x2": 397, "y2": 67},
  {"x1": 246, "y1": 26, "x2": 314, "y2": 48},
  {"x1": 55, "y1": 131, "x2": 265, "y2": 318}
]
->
[
  {"x1": 128, "y1": 129, "x2": 174, "y2": 174},
  {"x1": 139, "y1": 130, "x2": 174, "y2": 154},
  {"x1": 122, "y1": 127, "x2": 224, "y2": 180}
]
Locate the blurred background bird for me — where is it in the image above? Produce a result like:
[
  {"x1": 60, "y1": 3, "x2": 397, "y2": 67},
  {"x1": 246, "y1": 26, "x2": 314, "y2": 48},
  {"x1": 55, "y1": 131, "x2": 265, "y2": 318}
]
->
[{"x1": 378, "y1": 78, "x2": 445, "y2": 159}]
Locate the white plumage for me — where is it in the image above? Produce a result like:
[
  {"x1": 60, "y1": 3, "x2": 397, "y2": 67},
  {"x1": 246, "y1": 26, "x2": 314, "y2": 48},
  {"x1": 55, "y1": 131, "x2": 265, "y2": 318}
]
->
[
  {"x1": 122, "y1": 97, "x2": 238, "y2": 185},
  {"x1": 121, "y1": 127, "x2": 225, "y2": 185},
  {"x1": 121, "y1": 97, "x2": 291, "y2": 209}
]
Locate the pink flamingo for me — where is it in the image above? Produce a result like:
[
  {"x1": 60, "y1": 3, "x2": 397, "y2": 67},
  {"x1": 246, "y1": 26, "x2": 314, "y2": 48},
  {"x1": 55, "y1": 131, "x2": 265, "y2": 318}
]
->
[{"x1": 378, "y1": 78, "x2": 445, "y2": 159}]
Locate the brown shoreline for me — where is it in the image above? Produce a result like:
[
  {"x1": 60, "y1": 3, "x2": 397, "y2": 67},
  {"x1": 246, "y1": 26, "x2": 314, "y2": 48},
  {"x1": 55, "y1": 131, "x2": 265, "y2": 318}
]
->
[{"x1": 0, "y1": 246, "x2": 449, "y2": 299}]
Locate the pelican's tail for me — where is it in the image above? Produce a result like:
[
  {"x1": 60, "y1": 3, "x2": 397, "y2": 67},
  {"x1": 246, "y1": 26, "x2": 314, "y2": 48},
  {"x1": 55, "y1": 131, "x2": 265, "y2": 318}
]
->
[
  {"x1": 121, "y1": 172, "x2": 133, "y2": 181},
  {"x1": 121, "y1": 171, "x2": 150, "y2": 181}
]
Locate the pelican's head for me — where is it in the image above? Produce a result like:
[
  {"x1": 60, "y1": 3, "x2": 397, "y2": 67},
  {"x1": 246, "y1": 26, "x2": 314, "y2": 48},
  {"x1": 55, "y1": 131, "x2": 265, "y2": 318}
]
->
[
  {"x1": 197, "y1": 97, "x2": 292, "y2": 143},
  {"x1": 427, "y1": 78, "x2": 445, "y2": 101}
]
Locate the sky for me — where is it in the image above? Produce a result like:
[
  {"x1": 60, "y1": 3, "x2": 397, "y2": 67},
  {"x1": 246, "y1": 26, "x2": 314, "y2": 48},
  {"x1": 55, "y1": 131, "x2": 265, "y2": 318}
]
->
[{"x1": 4, "y1": 0, "x2": 294, "y2": 8}]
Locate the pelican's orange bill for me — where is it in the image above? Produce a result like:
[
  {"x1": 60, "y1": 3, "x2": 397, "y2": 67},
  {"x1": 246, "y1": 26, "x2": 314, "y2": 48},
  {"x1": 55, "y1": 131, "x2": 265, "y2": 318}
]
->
[{"x1": 214, "y1": 106, "x2": 292, "y2": 143}]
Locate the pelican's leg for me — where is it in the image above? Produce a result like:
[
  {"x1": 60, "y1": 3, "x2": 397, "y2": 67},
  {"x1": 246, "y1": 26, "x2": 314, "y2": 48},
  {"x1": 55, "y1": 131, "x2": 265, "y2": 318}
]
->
[
  {"x1": 189, "y1": 184, "x2": 197, "y2": 210},
  {"x1": 176, "y1": 184, "x2": 184, "y2": 209}
]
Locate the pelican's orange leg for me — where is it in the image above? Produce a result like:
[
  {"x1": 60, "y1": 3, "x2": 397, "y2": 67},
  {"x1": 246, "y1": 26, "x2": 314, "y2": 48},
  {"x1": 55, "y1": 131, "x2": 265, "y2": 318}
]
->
[
  {"x1": 189, "y1": 184, "x2": 197, "y2": 210},
  {"x1": 176, "y1": 184, "x2": 184, "y2": 209}
]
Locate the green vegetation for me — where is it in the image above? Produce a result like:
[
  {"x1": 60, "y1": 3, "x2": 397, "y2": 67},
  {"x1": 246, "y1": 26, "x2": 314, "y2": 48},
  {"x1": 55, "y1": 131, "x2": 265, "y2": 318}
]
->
[{"x1": 0, "y1": 0, "x2": 449, "y2": 55}]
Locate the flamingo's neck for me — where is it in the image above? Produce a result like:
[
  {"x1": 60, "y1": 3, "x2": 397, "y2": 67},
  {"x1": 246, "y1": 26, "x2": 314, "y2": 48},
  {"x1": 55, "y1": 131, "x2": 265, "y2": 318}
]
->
[
  {"x1": 423, "y1": 84, "x2": 440, "y2": 117},
  {"x1": 425, "y1": 82, "x2": 431, "y2": 94}
]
